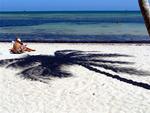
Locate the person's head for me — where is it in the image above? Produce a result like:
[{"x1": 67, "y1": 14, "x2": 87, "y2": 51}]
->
[
  {"x1": 16, "y1": 37, "x2": 21, "y2": 42},
  {"x1": 15, "y1": 37, "x2": 23, "y2": 45}
]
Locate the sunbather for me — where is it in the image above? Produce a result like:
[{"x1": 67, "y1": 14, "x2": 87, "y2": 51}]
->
[{"x1": 10, "y1": 37, "x2": 35, "y2": 54}]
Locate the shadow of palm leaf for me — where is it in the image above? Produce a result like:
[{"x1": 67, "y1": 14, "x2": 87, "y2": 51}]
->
[{"x1": 0, "y1": 50, "x2": 150, "y2": 89}]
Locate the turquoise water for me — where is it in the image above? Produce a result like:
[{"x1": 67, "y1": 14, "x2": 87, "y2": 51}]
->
[{"x1": 0, "y1": 11, "x2": 149, "y2": 42}]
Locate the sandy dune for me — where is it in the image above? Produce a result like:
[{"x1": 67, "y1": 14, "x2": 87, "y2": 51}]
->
[{"x1": 0, "y1": 43, "x2": 150, "y2": 113}]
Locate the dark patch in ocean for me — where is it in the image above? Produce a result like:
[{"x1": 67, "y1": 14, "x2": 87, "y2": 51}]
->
[{"x1": 0, "y1": 17, "x2": 144, "y2": 27}]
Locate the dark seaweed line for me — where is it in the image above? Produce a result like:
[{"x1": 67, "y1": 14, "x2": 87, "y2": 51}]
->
[
  {"x1": 0, "y1": 33, "x2": 149, "y2": 43},
  {"x1": 1, "y1": 40, "x2": 150, "y2": 43}
]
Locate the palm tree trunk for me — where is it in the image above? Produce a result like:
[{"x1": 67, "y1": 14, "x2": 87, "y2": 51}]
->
[{"x1": 138, "y1": 0, "x2": 150, "y2": 36}]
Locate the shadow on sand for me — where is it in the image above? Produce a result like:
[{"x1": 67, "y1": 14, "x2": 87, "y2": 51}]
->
[{"x1": 0, "y1": 50, "x2": 150, "y2": 90}]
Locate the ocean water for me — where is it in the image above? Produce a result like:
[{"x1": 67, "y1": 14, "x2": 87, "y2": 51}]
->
[{"x1": 0, "y1": 11, "x2": 149, "y2": 42}]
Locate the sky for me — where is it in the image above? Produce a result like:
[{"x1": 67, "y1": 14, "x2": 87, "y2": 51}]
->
[{"x1": 0, "y1": 0, "x2": 146, "y2": 11}]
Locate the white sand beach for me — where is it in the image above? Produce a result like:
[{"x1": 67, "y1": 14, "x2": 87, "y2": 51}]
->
[{"x1": 0, "y1": 42, "x2": 150, "y2": 113}]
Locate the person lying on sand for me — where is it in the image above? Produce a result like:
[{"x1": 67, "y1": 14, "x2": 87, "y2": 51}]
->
[{"x1": 10, "y1": 37, "x2": 35, "y2": 54}]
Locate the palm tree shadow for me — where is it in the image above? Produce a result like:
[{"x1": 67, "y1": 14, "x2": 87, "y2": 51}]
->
[
  {"x1": 0, "y1": 50, "x2": 150, "y2": 89},
  {"x1": 0, "y1": 55, "x2": 73, "y2": 83}
]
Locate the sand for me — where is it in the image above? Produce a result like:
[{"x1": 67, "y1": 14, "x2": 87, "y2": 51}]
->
[{"x1": 0, "y1": 42, "x2": 150, "y2": 113}]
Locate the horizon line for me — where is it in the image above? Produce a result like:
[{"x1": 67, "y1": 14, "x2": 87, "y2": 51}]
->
[{"x1": 0, "y1": 10, "x2": 140, "y2": 12}]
